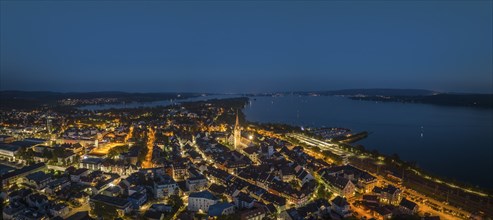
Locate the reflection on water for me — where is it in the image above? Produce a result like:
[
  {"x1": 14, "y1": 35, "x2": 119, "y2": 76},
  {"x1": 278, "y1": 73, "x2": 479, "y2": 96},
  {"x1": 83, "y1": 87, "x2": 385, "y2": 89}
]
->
[{"x1": 244, "y1": 95, "x2": 493, "y2": 189}]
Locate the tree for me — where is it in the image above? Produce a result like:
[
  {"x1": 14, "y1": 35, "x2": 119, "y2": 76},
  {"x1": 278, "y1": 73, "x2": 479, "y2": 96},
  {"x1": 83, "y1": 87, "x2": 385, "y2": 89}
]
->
[
  {"x1": 321, "y1": 150, "x2": 342, "y2": 164},
  {"x1": 107, "y1": 145, "x2": 129, "y2": 158},
  {"x1": 317, "y1": 184, "x2": 332, "y2": 199},
  {"x1": 355, "y1": 145, "x2": 365, "y2": 152},
  {"x1": 391, "y1": 215, "x2": 421, "y2": 220},
  {"x1": 42, "y1": 148, "x2": 53, "y2": 159},
  {"x1": 391, "y1": 153, "x2": 400, "y2": 161},
  {"x1": 311, "y1": 146, "x2": 321, "y2": 153},
  {"x1": 217, "y1": 213, "x2": 241, "y2": 220},
  {"x1": 219, "y1": 195, "x2": 228, "y2": 202},
  {"x1": 18, "y1": 147, "x2": 34, "y2": 160},
  {"x1": 371, "y1": 149, "x2": 380, "y2": 157},
  {"x1": 0, "y1": 197, "x2": 3, "y2": 214},
  {"x1": 51, "y1": 147, "x2": 67, "y2": 161},
  {"x1": 91, "y1": 201, "x2": 119, "y2": 220},
  {"x1": 169, "y1": 195, "x2": 183, "y2": 212}
]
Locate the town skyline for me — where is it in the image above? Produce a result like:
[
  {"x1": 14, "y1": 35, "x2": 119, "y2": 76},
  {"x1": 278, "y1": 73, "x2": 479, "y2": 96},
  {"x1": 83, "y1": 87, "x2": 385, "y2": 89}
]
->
[{"x1": 1, "y1": 1, "x2": 492, "y2": 219}]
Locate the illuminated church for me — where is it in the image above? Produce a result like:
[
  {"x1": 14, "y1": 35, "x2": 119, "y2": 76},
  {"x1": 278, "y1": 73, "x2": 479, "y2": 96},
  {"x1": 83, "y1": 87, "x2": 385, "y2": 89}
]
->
[
  {"x1": 233, "y1": 111, "x2": 241, "y2": 149},
  {"x1": 228, "y1": 111, "x2": 253, "y2": 149}
]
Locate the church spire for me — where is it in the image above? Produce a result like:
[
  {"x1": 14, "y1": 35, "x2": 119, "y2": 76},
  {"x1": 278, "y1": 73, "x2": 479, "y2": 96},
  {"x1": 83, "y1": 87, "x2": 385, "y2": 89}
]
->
[
  {"x1": 235, "y1": 110, "x2": 240, "y2": 129},
  {"x1": 234, "y1": 109, "x2": 241, "y2": 149}
]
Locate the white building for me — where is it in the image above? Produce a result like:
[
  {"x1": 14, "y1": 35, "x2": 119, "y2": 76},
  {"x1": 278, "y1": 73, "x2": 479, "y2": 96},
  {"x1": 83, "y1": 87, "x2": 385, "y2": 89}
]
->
[
  {"x1": 79, "y1": 157, "x2": 103, "y2": 170},
  {"x1": 153, "y1": 174, "x2": 178, "y2": 199},
  {"x1": 188, "y1": 190, "x2": 219, "y2": 212},
  {"x1": 186, "y1": 176, "x2": 208, "y2": 192},
  {"x1": 0, "y1": 144, "x2": 20, "y2": 161}
]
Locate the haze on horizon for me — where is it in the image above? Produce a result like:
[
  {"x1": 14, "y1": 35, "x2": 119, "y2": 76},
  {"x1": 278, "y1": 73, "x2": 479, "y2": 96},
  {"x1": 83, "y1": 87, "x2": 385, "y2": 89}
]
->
[{"x1": 1, "y1": 1, "x2": 492, "y2": 94}]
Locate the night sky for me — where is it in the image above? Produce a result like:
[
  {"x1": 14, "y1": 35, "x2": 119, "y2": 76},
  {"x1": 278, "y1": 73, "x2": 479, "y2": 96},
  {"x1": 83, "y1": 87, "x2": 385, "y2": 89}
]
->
[{"x1": 1, "y1": 1, "x2": 491, "y2": 93}]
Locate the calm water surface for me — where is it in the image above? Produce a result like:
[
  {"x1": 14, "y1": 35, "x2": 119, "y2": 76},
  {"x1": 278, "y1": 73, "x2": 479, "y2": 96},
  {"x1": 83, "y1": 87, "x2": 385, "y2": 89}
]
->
[{"x1": 244, "y1": 95, "x2": 493, "y2": 189}]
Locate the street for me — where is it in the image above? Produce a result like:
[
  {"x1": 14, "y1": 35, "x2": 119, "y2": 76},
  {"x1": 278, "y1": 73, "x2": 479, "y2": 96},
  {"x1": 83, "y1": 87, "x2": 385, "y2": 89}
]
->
[{"x1": 289, "y1": 133, "x2": 470, "y2": 220}]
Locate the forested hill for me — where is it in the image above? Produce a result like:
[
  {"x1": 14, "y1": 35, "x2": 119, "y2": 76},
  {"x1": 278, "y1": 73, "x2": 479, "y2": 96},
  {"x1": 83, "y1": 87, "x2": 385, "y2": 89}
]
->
[
  {"x1": 292, "y1": 89, "x2": 492, "y2": 109},
  {"x1": 0, "y1": 91, "x2": 199, "y2": 109}
]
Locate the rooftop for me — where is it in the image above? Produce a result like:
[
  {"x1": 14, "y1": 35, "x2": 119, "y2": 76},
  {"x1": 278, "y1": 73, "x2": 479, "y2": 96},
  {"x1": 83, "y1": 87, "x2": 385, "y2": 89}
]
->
[
  {"x1": 189, "y1": 190, "x2": 218, "y2": 200},
  {"x1": 91, "y1": 194, "x2": 130, "y2": 208},
  {"x1": 25, "y1": 171, "x2": 52, "y2": 183},
  {"x1": 400, "y1": 198, "x2": 418, "y2": 210},
  {"x1": 331, "y1": 196, "x2": 349, "y2": 207},
  {"x1": 208, "y1": 202, "x2": 234, "y2": 216},
  {"x1": 0, "y1": 143, "x2": 20, "y2": 152}
]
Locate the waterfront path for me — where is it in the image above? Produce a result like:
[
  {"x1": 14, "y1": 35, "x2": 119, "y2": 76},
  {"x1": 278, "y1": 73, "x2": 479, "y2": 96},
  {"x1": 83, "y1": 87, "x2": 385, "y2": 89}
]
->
[{"x1": 288, "y1": 132, "x2": 474, "y2": 219}]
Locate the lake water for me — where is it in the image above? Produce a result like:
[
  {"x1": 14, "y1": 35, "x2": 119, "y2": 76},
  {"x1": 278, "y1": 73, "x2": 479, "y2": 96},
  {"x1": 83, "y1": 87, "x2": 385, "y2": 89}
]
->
[
  {"x1": 244, "y1": 95, "x2": 493, "y2": 189},
  {"x1": 80, "y1": 94, "x2": 493, "y2": 189}
]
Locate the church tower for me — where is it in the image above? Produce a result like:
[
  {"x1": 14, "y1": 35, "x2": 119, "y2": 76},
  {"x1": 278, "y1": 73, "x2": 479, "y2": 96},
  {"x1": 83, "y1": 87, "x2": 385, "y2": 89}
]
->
[{"x1": 234, "y1": 110, "x2": 241, "y2": 149}]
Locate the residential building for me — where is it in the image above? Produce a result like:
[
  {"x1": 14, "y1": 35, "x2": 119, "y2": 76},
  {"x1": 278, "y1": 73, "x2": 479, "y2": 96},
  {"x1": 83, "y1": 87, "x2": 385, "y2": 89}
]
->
[
  {"x1": 90, "y1": 194, "x2": 131, "y2": 217},
  {"x1": 239, "y1": 207, "x2": 266, "y2": 220},
  {"x1": 188, "y1": 190, "x2": 219, "y2": 212},
  {"x1": 399, "y1": 198, "x2": 418, "y2": 215},
  {"x1": 23, "y1": 171, "x2": 53, "y2": 189},
  {"x1": 373, "y1": 185, "x2": 401, "y2": 205},
  {"x1": 321, "y1": 175, "x2": 355, "y2": 198},
  {"x1": 208, "y1": 202, "x2": 235, "y2": 217},
  {"x1": 0, "y1": 144, "x2": 20, "y2": 161},
  {"x1": 79, "y1": 157, "x2": 103, "y2": 170},
  {"x1": 153, "y1": 173, "x2": 178, "y2": 199},
  {"x1": 0, "y1": 163, "x2": 47, "y2": 186},
  {"x1": 331, "y1": 196, "x2": 351, "y2": 218},
  {"x1": 186, "y1": 175, "x2": 208, "y2": 192}
]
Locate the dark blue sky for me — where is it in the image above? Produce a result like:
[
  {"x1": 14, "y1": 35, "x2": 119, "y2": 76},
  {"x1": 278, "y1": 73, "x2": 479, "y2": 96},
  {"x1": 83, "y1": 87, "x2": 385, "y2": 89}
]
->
[{"x1": 1, "y1": 1, "x2": 491, "y2": 93}]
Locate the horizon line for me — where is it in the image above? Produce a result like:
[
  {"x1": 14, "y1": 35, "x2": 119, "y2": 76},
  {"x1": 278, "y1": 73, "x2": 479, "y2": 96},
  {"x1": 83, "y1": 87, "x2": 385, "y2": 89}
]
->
[{"x1": 1, "y1": 88, "x2": 493, "y2": 95}]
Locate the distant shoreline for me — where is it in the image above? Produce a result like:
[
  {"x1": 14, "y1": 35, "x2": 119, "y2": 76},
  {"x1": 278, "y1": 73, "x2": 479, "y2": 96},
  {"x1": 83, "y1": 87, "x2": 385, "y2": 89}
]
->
[{"x1": 1, "y1": 89, "x2": 492, "y2": 110}]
